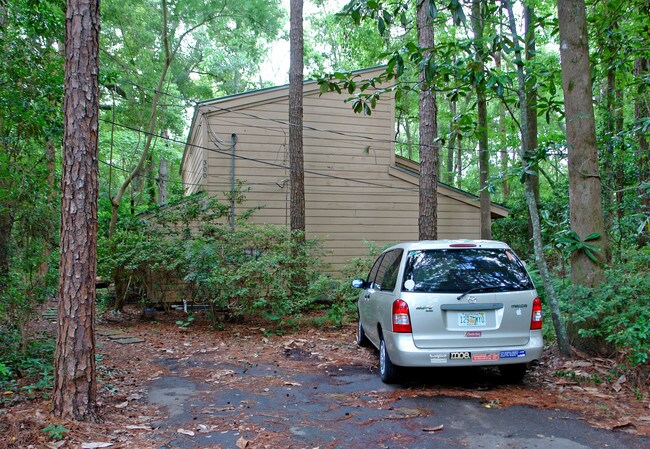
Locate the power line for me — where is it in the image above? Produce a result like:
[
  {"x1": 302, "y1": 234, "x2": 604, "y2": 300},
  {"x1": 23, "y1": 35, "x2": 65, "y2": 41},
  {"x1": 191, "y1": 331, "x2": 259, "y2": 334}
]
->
[
  {"x1": 109, "y1": 76, "x2": 493, "y2": 153},
  {"x1": 99, "y1": 117, "x2": 420, "y2": 193}
]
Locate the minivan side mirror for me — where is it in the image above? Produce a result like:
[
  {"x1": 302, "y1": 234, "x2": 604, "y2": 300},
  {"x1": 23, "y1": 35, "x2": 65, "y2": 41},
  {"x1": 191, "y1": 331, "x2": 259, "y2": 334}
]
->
[{"x1": 351, "y1": 278, "x2": 367, "y2": 289}]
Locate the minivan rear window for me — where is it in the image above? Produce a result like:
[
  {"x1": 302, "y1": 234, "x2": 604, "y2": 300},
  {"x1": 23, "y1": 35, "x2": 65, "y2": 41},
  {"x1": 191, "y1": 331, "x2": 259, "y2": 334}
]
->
[{"x1": 402, "y1": 248, "x2": 534, "y2": 293}]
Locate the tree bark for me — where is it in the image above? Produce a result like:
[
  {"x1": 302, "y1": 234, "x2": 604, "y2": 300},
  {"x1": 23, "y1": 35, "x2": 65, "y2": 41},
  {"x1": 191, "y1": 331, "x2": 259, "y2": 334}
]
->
[
  {"x1": 417, "y1": 0, "x2": 438, "y2": 240},
  {"x1": 157, "y1": 157, "x2": 168, "y2": 206},
  {"x1": 456, "y1": 134, "x2": 463, "y2": 189},
  {"x1": 495, "y1": 44, "x2": 510, "y2": 200},
  {"x1": 635, "y1": 56, "x2": 649, "y2": 247},
  {"x1": 524, "y1": 4, "x2": 540, "y2": 253},
  {"x1": 503, "y1": 0, "x2": 573, "y2": 358},
  {"x1": 0, "y1": 210, "x2": 12, "y2": 293},
  {"x1": 447, "y1": 99, "x2": 456, "y2": 185},
  {"x1": 37, "y1": 140, "x2": 58, "y2": 279},
  {"x1": 557, "y1": 0, "x2": 609, "y2": 287},
  {"x1": 53, "y1": 0, "x2": 100, "y2": 421},
  {"x1": 289, "y1": 0, "x2": 305, "y2": 238},
  {"x1": 472, "y1": 0, "x2": 491, "y2": 240}
]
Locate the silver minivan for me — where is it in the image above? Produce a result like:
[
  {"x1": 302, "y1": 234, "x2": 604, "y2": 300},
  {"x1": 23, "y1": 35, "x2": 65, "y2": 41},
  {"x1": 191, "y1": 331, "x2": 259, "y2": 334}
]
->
[{"x1": 352, "y1": 240, "x2": 543, "y2": 383}]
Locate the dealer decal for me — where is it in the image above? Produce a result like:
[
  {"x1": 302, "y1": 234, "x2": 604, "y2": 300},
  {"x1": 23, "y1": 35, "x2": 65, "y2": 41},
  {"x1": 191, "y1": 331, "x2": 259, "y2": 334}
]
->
[
  {"x1": 429, "y1": 354, "x2": 448, "y2": 364},
  {"x1": 465, "y1": 331, "x2": 482, "y2": 337},
  {"x1": 499, "y1": 350, "x2": 527, "y2": 359},
  {"x1": 472, "y1": 353, "x2": 499, "y2": 362}
]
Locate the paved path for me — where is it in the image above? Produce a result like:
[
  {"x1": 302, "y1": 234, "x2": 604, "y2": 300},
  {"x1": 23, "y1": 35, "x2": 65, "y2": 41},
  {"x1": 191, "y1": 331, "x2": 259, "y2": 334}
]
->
[{"x1": 146, "y1": 360, "x2": 648, "y2": 449}]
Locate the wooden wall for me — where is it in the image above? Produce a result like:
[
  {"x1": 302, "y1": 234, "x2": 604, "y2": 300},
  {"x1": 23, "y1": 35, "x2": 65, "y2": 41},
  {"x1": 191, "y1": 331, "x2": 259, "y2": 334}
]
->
[{"x1": 182, "y1": 69, "x2": 503, "y2": 274}]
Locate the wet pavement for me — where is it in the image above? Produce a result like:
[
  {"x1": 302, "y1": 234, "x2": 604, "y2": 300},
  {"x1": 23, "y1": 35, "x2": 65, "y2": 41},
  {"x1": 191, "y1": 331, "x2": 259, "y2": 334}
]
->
[{"x1": 146, "y1": 358, "x2": 649, "y2": 449}]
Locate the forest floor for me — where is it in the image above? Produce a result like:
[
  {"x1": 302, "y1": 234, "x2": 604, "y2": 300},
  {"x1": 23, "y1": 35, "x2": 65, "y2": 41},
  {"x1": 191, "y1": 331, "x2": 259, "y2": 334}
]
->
[{"x1": 1, "y1": 305, "x2": 649, "y2": 448}]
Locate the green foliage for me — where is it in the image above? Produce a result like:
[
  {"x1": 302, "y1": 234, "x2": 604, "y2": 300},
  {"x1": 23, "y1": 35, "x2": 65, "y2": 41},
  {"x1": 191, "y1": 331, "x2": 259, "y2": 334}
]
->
[
  {"x1": 561, "y1": 248, "x2": 650, "y2": 366},
  {"x1": 0, "y1": 362, "x2": 10, "y2": 378},
  {"x1": 176, "y1": 314, "x2": 195, "y2": 328},
  {"x1": 309, "y1": 241, "x2": 382, "y2": 327},
  {"x1": 184, "y1": 226, "x2": 326, "y2": 327},
  {"x1": 0, "y1": 330, "x2": 55, "y2": 404},
  {"x1": 555, "y1": 231, "x2": 602, "y2": 263},
  {"x1": 42, "y1": 424, "x2": 68, "y2": 441},
  {"x1": 100, "y1": 190, "x2": 328, "y2": 329}
]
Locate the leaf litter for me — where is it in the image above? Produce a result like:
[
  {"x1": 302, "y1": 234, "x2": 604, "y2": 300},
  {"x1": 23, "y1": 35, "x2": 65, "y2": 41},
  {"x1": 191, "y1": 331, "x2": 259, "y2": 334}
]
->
[{"x1": 0, "y1": 305, "x2": 648, "y2": 448}]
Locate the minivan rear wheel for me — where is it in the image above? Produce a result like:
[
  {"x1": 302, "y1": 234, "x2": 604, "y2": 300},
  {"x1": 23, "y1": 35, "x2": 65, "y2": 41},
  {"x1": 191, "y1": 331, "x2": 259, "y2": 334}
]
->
[
  {"x1": 379, "y1": 337, "x2": 399, "y2": 383},
  {"x1": 499, "y1": 363, "x2": 527, "y2": 384}
]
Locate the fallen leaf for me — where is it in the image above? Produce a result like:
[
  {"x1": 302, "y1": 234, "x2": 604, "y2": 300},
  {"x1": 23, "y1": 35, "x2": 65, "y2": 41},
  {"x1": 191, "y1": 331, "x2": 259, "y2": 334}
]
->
[
  {"x1": 611, "y1": 422, "x2": 637, "y2": 433},
  {"x1": 45, "y1": 442, "x2": 66, "y2": 449},
  {"x1": 125, "y1": 425, "x2": 150, "y2": 430},
  {"x1": 423, "y1": 425, "x2": 444, "y2": 432},
  {"x1": 177, "y1": 429, "x2": 195, "y2": 436},
  {"x1": 284, "y1": 382, "x2": 302, "y2": 387},
  {"x1": 236, "y1": 436, "x2": 249, "y2": 448},
  {"x1": 115, "y1": 401, "x2": 128, "y2": 409},
  {"x1": 81, "y1": 443, "x2": 113, "y2": 449}
]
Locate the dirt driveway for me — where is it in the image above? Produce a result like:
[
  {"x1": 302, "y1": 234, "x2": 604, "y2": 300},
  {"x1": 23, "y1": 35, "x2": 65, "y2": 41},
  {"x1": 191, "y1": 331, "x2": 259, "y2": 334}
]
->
[{"x1": 3, "y1": 310, "x2": 649, "y2": 448}]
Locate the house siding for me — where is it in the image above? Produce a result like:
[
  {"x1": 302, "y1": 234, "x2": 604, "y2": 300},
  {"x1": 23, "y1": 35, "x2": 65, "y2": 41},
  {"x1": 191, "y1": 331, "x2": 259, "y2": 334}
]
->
[
  {"x1": 182, "y1": 114, "x2": 207, "y2": 195},
  {"x1": 182, "y1": 68, "x2": 504, "y2": 274}
]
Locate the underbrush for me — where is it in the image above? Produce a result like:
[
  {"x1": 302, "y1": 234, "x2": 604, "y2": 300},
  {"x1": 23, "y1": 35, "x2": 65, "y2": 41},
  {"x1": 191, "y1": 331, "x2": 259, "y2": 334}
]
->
[{"x1": 0, "y1": 330, "x2": 55, "y2": 406}]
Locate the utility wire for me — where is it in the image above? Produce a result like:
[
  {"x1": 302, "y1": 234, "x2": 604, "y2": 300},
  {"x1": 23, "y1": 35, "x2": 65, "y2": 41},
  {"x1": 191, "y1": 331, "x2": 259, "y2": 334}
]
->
[
  {"x1": 99, "y1": 117, "x2": 420, "y2": 193},
  {"x1": 107, "y1": 76, "x2": 502, "y2": 153}
]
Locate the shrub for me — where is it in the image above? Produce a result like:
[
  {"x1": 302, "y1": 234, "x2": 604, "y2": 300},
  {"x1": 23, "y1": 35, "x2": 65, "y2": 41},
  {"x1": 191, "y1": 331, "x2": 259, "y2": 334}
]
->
[
  {"x1": 562, "y1": 247, "x2": 650, "y2": 366},
  {"x1": 309, "y1": 241, "x2": 381, "y2": 327},
  {"x1": 185, "y1": 225, "x2": 326, "y2": 327},
  {"x1": 100, "y1": 190, "x2": 329, "y2": 328},
  {"x1": 0, "y1": 330, "x2": 55, "y2": 404}
]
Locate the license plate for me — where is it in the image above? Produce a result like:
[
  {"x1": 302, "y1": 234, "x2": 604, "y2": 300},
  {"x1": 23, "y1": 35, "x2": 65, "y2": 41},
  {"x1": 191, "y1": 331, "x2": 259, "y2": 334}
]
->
[{"x1": 458, "y1": 312, "x2": 485, "y2": 327}]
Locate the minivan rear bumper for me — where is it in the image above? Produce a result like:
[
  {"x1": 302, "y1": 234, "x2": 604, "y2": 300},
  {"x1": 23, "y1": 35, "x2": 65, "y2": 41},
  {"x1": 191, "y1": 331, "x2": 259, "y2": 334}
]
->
[{"x1": 383, "y1": 330, "x2": 543, "y2": 367}]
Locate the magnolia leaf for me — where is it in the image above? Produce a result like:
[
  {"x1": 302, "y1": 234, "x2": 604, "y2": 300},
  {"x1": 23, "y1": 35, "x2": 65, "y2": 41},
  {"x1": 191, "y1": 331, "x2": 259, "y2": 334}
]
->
[
  {"x1": 81, "y1": 443, "x2": 113, "y2": 449},
  {"x1": 429, "y1": 1, "x2": 438, "y2": 19}
]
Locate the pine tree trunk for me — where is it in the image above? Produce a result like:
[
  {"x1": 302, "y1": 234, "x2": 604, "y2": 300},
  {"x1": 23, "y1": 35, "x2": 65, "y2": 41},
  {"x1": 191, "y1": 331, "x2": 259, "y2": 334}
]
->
[
  {"x1": 417, "y1": 0, "x2": 438, "y2": 240},
  {"x1": 52, "y1": 0, "x2": 100, "y2": 421},
  {"x1": 289, "y1": 0, "x2": 305, "y2": 238}
]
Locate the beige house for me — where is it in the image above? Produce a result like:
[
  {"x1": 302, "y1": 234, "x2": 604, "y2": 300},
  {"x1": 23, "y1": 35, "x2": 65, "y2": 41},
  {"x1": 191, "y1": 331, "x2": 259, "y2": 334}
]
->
[{"x1": 181, "y1": 67, "x2": 508, "y2": 273}]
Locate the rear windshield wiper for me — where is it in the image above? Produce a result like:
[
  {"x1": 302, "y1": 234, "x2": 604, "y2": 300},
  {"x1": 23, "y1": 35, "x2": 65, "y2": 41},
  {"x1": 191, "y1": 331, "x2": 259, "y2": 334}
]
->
[{"x1": 457, "y1": 285, "x2": 506, "y2": 301}]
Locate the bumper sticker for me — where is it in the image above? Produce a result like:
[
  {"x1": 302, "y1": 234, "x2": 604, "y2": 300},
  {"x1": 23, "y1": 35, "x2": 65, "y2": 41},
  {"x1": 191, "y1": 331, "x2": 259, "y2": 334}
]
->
[
  {"x1": 472, "y1": 353, "x2": 499, "y2": 362},
  {"x1": 499, "y1": 350, "x2": 527, "y2": 359},
  {"x1": 430, "y1": 354, "x2": 448, "y2": 364},
  {"x1": 450, "y1": 351, "x2": 471, "y2": 360}
]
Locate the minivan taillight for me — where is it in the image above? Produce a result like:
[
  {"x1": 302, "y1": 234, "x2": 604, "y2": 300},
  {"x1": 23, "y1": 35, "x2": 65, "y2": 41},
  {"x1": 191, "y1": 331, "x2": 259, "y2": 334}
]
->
[
  {"x1": 530, "y1": 297, "x2": 543, "y2": 330},
  {"x1": 392, "y1": 299, "x2": 412, "y2": 333}
]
